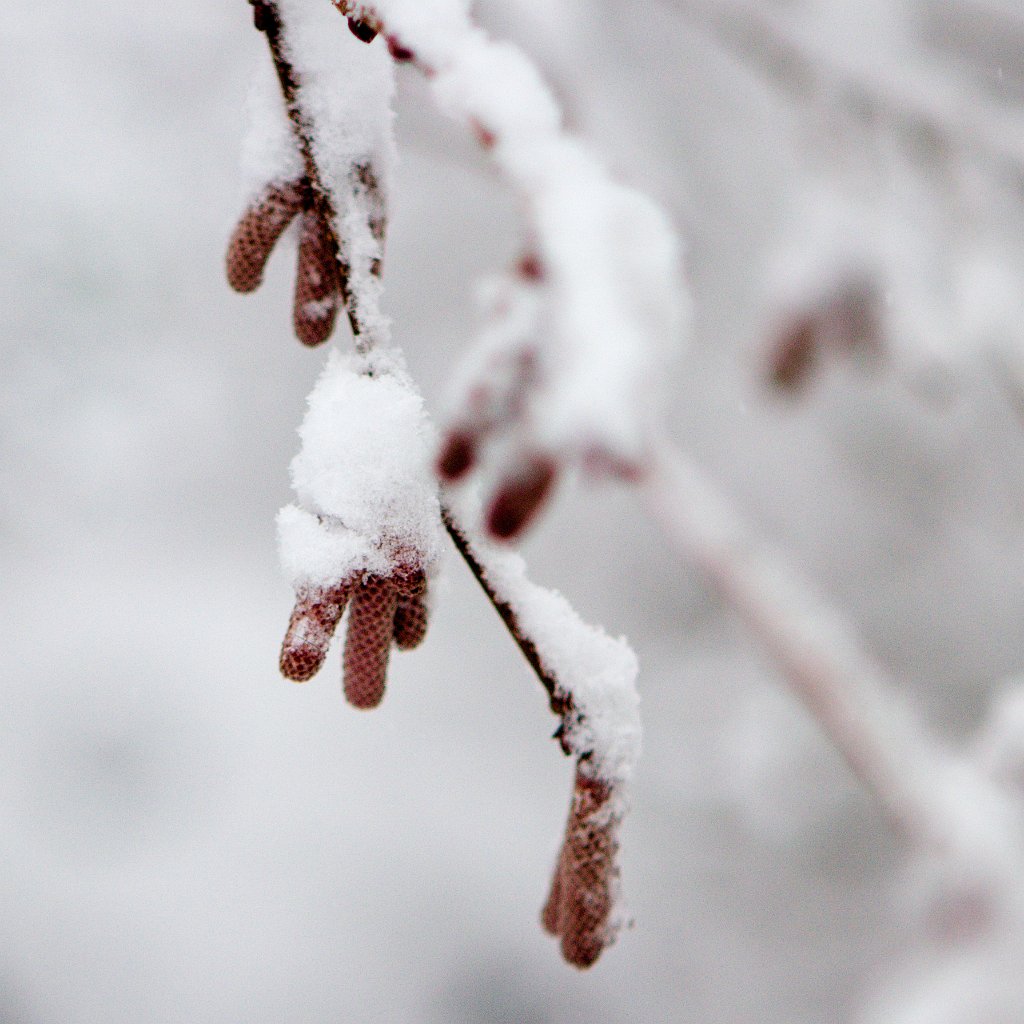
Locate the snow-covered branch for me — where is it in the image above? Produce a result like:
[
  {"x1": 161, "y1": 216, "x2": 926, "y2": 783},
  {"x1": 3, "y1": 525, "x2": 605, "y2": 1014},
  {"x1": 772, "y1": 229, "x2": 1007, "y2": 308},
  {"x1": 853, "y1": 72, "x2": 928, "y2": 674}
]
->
[
  {"x1": 442, "y1": 501, "x2": 639, "y2": 965},
  {"x1": 227, "y1": 0, "x2": 651, "y2": 968},
  {"x1": 226, "y1": 0, "x2": 1024, "y2": 992},
  {"x1": 339, "y1": 0, "x2": 688, "y2": 536}
]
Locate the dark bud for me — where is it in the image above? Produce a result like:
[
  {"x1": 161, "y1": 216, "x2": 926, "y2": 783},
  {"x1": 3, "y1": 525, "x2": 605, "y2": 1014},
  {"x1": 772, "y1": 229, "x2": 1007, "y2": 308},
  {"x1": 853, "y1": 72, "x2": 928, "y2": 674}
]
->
[
  {"x1": 486, "y1": 457, "x2": 557, "y2": 540},
  {"x1": 347, "y1": 17, "x2": 378, "y2": 43},
  {"x1": 436, "y1": 429, "x2": 478, "y2": 481},
  {"x1": 517, "y1": 253, "x2": 545, "y2": 281},
  {"x1": 767, "y1": 314, "x2": 818, "y2": 392},
  {"x1": 392, "y1": 573, "x2": 429, "y2": 651},
  {"x1": 387, "y1": 37, "x2": 415, "y2": 62}
]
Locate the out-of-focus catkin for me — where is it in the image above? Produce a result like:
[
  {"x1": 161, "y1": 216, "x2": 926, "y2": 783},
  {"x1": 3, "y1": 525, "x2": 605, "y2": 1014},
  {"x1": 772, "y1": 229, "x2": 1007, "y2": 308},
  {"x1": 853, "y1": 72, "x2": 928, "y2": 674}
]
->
[{"x1": 487, "y1": 455, "x2": 557, "y2": 541}]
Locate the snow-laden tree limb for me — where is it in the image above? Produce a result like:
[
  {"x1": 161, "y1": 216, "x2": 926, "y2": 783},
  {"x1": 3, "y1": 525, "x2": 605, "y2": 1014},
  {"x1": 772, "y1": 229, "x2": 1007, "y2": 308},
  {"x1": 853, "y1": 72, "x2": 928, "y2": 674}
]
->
[
  {"x1": 230, "y1": 0, "x2": 649, "y2": 967},
  {"x1": 229, "y1": 0, "x2": 1024, "y2": 990},
  {"x1": 339, "y1": 0, "x2": 688, "y2": 537}
]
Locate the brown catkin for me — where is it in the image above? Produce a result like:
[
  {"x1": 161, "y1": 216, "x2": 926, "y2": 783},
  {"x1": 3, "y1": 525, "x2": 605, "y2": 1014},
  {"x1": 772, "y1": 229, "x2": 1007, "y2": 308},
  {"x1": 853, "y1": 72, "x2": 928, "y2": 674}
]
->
[
  {"x1": 293, "y1": 210, "x2": 340, "y2": 347},
  {"x1": 768, "y1": 314, "x2": 819, "y2": 392},
  {"x1": 343, "y1": 576, "x2": 398, "y2": 709},
  {"x1": 392, "y1": 573, "x2": 429, "y2": 650},
  {"x1": 541, "y1": 843, "x2": 567, "y2": 936},
  {"x1": 226, "y1": 179, "x2": 305, "y2": 294},
  {"x1": 280, "y1": 584, "x2": 350, "y2": 682},
  {"x1": 543, "y1": 769, "x2": 616, "y2": 969},
  {"x1": 436, "y1": 428, "x2": 478, "y2": 481},
  {"x1": 487, "y1": 456, "x2": 557, "y2": 540}
]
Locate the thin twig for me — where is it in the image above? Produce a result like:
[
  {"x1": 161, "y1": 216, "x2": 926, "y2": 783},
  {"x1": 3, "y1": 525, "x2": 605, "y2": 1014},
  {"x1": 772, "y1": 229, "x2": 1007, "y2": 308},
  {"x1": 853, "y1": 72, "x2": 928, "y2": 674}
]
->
[
  {"x1": 441, "y1": 505, "x2": 575, "y2": 735},
  {"x1": 672, "y1": 0, "x2": 1024, "y2": 181},
  {"x1": 248, "y1": 0, "x2": 359, "y2": 337}
]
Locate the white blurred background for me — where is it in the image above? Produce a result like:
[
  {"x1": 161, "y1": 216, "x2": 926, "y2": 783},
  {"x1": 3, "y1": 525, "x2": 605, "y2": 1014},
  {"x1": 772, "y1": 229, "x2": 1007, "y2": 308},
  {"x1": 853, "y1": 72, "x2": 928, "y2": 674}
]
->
[{"x1": 4, "y1": 0, "x2": 1024, "y2": 1019}]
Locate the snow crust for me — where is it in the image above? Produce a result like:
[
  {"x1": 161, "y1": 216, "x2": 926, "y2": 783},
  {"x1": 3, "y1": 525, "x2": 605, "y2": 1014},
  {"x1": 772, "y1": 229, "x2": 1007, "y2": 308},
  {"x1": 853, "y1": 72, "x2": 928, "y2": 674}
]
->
[
  {"x1": 278, "y1": 351, "x2": 444, "y2": 589},
  {"x1": 240, "y1": 57, "x2": 304, "y2": 201}
]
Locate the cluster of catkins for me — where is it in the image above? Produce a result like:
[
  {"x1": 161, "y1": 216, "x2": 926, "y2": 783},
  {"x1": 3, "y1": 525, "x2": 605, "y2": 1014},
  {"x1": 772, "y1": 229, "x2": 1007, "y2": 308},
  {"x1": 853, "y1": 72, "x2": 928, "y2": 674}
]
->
[
  {"x1": 228, "y1": 152, "x2": 439, "y2": 710},
  {"x1": 281, "y1": 566, "x2": 428, "y2": 707},
  {"x1": 228, "y1": 177, "x2": 345, "y2": 347},
  {"x1": 226, "y1": 4, "x2": 623, "y2": 968}
]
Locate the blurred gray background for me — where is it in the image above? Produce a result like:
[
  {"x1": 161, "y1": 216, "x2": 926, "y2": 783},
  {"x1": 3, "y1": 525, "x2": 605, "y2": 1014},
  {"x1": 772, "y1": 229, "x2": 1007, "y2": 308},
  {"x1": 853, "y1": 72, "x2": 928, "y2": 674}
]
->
[{"x1": 4, "y1": 1, "x2": 1024, "y2": 1020}]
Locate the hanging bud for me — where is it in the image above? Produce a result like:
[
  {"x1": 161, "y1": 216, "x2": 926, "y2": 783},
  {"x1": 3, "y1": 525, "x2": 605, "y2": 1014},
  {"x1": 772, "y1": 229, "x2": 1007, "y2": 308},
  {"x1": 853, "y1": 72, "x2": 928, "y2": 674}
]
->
[
  {"x1": 767, "y1": 314, "x2": 819, "y2": 392},
  {"x1": 293, "y1": 209, "x2": 341, "y2": 347},
  {"x1": 347, "y1": 16, "x2": 378, "y2": 43},
  {"x1": 226, "y1": 179, "x2": 305, "y2": 294},
  {"x1": 343, "y1": 575, "x2": 399, "y2": 709},
  {"x1": 436, "y1": 428, "x2": 479, "y2": 482},
  {"x1": 542, "y1": 769, "x2": 617, "y2": 969},
  {"x1": 392, "y1": 572, "x2": 429, "y2": 650},
  {"x1": 487, "y1": 456, "x2": 557, "y2": 540},
  {"x1": 387, "y1": 37, "x2": 415, "y2": 62},
  {"x1": 280, "y1": 583, "x2": 351, "y2": 682}
]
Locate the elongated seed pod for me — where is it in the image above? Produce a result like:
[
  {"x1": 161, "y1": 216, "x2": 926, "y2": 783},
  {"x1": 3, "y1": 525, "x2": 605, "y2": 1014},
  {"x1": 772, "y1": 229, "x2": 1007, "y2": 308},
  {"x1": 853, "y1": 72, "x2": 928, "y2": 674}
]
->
[
  {"x1": 280, "y1": 584, "x2": 351, "y2": 682},
  {"x1": 293, "y1": 210, "x2": 340, "y2": 346},
  {"x1": 343, "y1": 576, "x2": 398, "y2": 709},
  {"x1": 226, "y1": 179, "x2": 305, "y2": 293}
]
